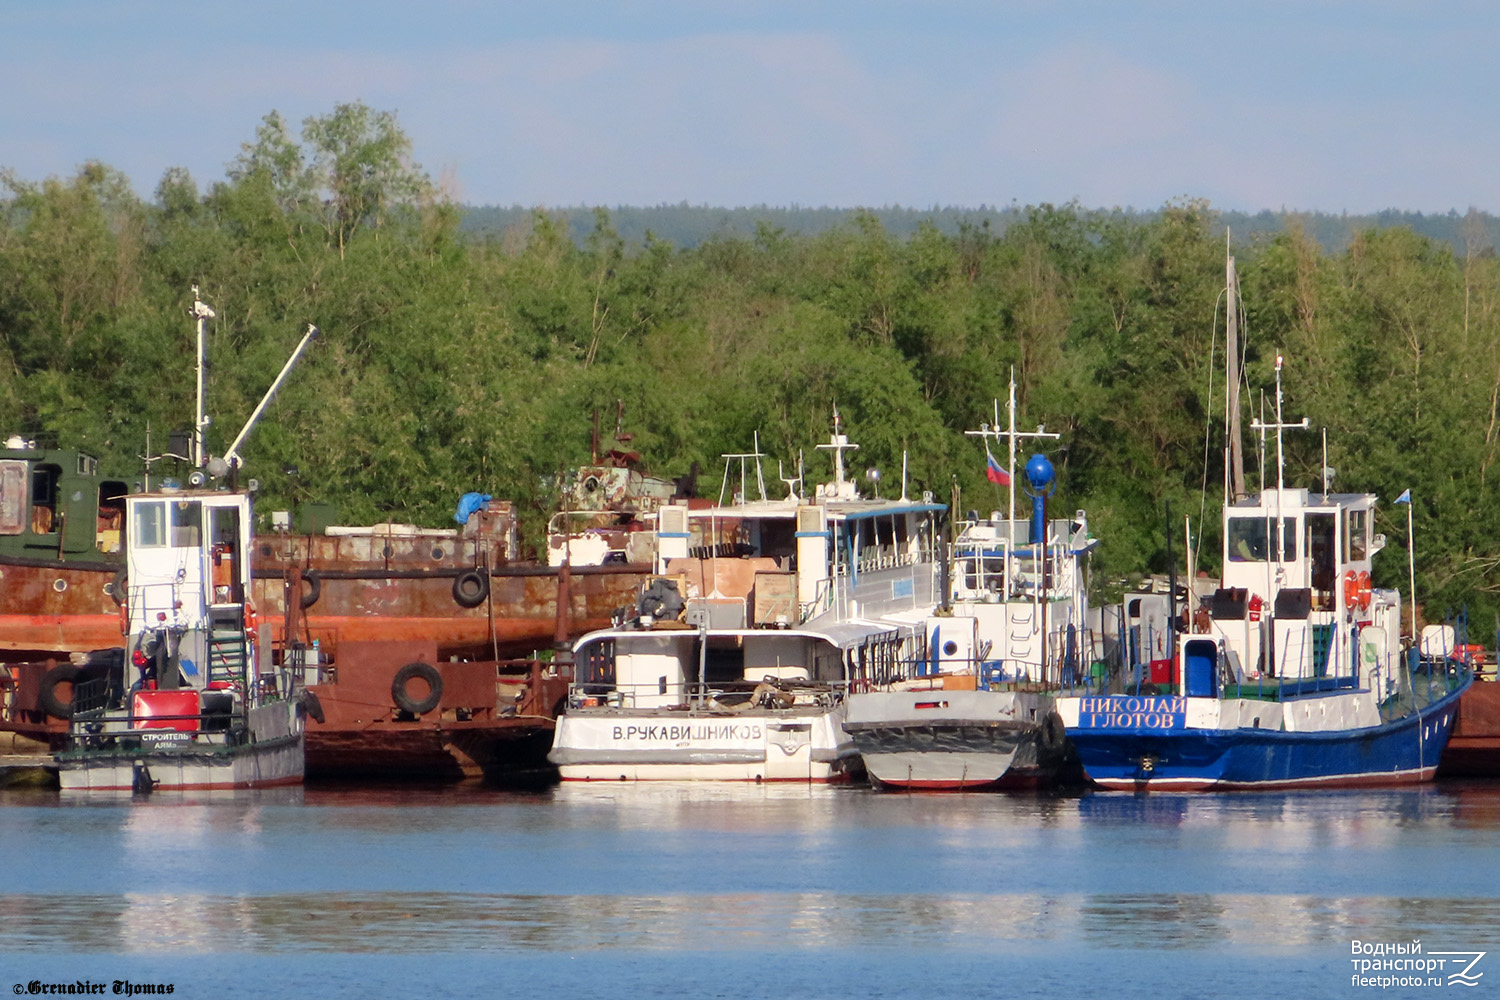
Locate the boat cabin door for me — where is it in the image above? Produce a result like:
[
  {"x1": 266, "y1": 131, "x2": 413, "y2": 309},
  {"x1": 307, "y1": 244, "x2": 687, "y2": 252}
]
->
[{"x1": 208, "y1": 503, "x2": 245, "y2": 605}]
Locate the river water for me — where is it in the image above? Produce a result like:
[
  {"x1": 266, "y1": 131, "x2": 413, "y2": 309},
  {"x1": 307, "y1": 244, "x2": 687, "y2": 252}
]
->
[{"x1": 3, "y1": 780, "x2": 1499, "y2": 999}]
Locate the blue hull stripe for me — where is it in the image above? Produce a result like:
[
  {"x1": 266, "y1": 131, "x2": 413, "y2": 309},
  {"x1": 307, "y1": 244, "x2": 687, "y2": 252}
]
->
[{"x1": 1071, "y1": 687, "x2": 1466, "y2": 790}]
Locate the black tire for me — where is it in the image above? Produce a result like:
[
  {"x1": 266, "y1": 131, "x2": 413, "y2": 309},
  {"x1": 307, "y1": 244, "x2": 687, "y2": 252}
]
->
[
  {"x1": 299, "y1": 570, "x2": 322, "y2": 609},
  {"x1": 39, "y1": 664, "x2": 82, "y2": 719},
  {"x1": 299, "y1": 689, "x2": 326, "y2": 725},
  {"x1": 452, "y1": 569, "x2": 489, "y2": 608},
  {"x1": 109, "y1": 569, "x2": 128, "y2": 607},
  {"x1": 1041, "y1": 712, "x2": 1067, "y2": 753},
  {"x1": 391, "y1": 662, "x2": 443, "y2": 715}
]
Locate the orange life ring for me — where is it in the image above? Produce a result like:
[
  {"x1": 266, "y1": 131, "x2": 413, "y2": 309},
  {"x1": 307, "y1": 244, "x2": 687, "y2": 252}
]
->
[
  {"x1": 1343, "y1": 570, "x2": 1359, "y2": 610},
  {"x1": 1356, "y1": 571, "x2": 1372, "y2": 611}
]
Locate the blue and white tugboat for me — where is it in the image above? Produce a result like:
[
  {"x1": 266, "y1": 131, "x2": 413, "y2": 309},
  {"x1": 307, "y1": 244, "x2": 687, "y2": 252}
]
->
[{"x1": 1056, "y1": 265, "x2": 1470, "y2": 789}]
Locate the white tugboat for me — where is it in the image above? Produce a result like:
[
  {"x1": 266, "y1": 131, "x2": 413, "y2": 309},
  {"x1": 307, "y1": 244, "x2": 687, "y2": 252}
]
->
[
  {"x1": 54, "y1": 293, "x2": 315, "y2": 792},
  {"x1": 549, "y1": 414, "x2": 946, "y2": 781},
  {"x1": 845, "y1": 384, "x2": 1100, "y2": 789},
  {"x1": 56, "y1": 487, "x2": 307, "y2": 791}
]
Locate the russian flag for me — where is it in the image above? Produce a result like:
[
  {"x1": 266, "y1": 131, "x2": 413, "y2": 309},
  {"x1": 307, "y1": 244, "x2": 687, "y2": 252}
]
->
[{"x1": 986, "y1": 447, "x2": 1011, "y2": 486}]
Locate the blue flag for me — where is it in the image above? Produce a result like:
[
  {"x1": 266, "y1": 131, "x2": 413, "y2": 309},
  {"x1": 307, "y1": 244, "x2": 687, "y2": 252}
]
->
[{"x1": 1394, "y1": 489, "x2": 1411, "y2": 504}]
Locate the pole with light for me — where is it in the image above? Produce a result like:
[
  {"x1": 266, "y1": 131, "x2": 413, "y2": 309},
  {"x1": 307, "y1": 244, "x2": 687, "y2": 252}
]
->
[{"x1": 1394, "y1": 488, "x2": 1415, "y2": 644}]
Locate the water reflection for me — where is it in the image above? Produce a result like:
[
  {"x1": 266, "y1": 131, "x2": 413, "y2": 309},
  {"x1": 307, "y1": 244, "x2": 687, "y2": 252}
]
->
[
  {"x1": 5, "y1": 890, "x2": 1499, "y2": 955},
  {"x1": 7, "y1": 779, "x2": 1500, "y2": 968}
]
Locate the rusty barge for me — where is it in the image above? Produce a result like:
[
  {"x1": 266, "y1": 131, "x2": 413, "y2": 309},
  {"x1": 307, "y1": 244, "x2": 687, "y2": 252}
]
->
[{"x1": 0, "y1": 439, "x2": 650, "y2": 783}]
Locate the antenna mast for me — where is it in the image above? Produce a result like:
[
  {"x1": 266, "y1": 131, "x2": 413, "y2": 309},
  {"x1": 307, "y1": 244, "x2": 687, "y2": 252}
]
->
[
  {"x1": 191, "y1": 287, "x2": 216, "y2": 469},
  {"x1": 1225, "y1": 237, "x2": 1246, "y2": 500}
]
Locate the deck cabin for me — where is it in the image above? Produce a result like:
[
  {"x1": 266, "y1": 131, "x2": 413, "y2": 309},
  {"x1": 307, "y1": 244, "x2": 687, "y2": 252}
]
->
[
  {"x1": 1192, "y1": 487, "x2": 1400, "y2": 696},
  {"x1": 574, "y1": 488, "x2": 945, "y2": 710},
  {"x1": 0, "y1": 437, "x2": 128, "y2": 563}
]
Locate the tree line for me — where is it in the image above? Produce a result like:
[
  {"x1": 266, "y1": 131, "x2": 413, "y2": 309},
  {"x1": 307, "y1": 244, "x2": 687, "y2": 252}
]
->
[{"x1": 1, "y1": 103, "x2": 1497, "y2": 630}]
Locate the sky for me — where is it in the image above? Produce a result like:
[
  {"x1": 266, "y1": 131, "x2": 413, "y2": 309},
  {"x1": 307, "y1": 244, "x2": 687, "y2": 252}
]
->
[{"x1": 4, "y1": 1, "x2": 1498, "y2": 214}]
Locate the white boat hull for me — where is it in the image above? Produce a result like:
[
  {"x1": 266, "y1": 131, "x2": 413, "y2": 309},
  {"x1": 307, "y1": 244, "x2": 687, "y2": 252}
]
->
[
  {"x1": 58, "y1": 701, "x2": 305, "y2": 792},
  {"x1": 845, "y1": 689, "x2": 1063, "y2": 789},
  {"x1": 549, "y1": 706, "x2": 857, "y2": 782}
]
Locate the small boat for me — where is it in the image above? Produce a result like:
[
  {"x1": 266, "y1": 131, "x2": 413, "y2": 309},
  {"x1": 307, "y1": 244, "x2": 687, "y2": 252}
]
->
[
  {"x1": 845, "y1": 384, "x2": 1100, "y2": 790},
  {"x1": 55, "y1": 487, "x2": 306, "y2": 791},
  {"x1": 549, "y1": 415, "x2": 946, "y2": 781},
  {"x1": 1055, "y1": 257, "x2": 1471, "y2": 790}
]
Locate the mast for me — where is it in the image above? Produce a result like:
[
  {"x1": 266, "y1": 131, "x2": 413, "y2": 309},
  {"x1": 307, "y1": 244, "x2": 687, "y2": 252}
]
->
[
  {"x1": 963, "y1": 370, "x2": 1058, "y2": 599},
  {"x1": 191, "y1": 287, "x2": 216, "y2": 469},
  {"x1": 1225, "y1": 240, "x2": 1246, "y2": 500}
]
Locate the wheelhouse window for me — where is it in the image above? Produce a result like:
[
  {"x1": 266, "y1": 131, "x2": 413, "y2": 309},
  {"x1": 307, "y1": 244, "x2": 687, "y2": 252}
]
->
[
  {"x1": 1227, "y1": 516, "x2": 1295, "y2": 562},
  {"x1": 134, "y1": 502, "x2": 166, "y2": 548},
  {"x1": 170, "y1": 501, "x2": 202, "y2": 548},
  {"x1": 1305, "y1": 513, "x2": 1336, "y2": 593},
  {"x1": 1346, "y1": 508, "x2": 1368, "y2": 561}
]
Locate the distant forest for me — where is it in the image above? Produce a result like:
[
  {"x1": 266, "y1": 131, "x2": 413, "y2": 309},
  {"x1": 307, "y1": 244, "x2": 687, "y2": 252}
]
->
[
  {"x1": 460, "y1": 203, "x2": 1500, "y2": 258},
  {"x1": 3, "y1": 102, "x2": 1498, "y2": 631}
]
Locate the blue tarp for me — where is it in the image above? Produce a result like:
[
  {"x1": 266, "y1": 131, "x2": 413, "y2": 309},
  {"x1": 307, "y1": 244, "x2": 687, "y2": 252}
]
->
[{"x1": 454, "y1": 492, "x2": 492, "y2": 524}]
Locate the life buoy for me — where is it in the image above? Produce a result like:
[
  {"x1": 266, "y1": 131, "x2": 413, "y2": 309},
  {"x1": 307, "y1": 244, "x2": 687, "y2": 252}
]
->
[
  {"x1": 109, "y1": 569, "x2": 127, "y2": 607},
  {"x1": 1343, "y1": 570, "x2": 1359, "y2": 610},
  {"x1": 299, "y1": 570, "x2": 322, "y2": 610},
  {"x1": 39, "y1": 663, "x2": 81, "y2": 719},
  {"x1": 1040, "y1": 712, "x2": 1067, "y2": 753},
  {"x1": 452, "y1": 569, "x2": 489, "y2": 608},
  {"x1": 1356, "y1": 571, "x2": 1372, "y2": 611},
  {"x1": 391, "y1": 661, "x2": 443, "y2": 715}
]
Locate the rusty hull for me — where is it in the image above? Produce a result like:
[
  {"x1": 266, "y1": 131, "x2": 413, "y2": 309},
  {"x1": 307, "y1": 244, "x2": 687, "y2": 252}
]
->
[
  {"x1": 304, "y1": 639, "x2": 572, "y2": 784},
  {"x1": 1440, "y1": 680, "x2": 1500, "y2": 777},
  {"x1": 0, "y1": 645, "x2": 573, "y2": 783},
  {"x1": 0, "y1": 534, "x2": 647, "y2": 781}
]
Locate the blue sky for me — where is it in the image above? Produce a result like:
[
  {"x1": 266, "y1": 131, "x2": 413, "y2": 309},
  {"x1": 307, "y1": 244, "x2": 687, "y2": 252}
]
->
[{"x1": 4, "y1": 1, "x2": 1496, "y2": 212}]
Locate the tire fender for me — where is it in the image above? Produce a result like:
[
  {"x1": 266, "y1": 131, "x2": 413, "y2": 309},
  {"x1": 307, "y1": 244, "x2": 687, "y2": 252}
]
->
[
  {"x1": 452, "y1": 569, "x2": 489, "y2": 609},
  {"x1": 1041, "y1": 712, "x2": 1067, "y2": 753},
  {"x1": 39, "y1": 664, "x2": 82, "y2": 719},
  {"x1": 391, "y1": 662, "x2": 443, "y2": 715},
  {"x1": 300, "y1": 570, "x2": 322, "y2": 610}
]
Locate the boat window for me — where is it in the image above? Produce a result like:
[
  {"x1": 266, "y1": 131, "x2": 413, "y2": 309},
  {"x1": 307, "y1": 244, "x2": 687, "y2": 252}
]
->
[
  {"x1": 170, "y1": 500, "x2": 202, "y2": 548},
  {"x1": 859, "y1": 519, "x2": 877, "y2": 567},
  {"x1": 96, "y1": 481, "x2": 127, "y2": 554},
  {"x1": 135, "y1": 502, "x2": 167, "y2": 548},
  {"x1": 30, "y1": 463, "x2": 60, "y2": 534},
  {"x1": 0, "y1": 460, "x2": 26, "y2": 535},
  {"x1": 1347, "y1": 508, "x2": 1368, "y2": 561},
  {"x1": 1305, "y1": 513, "x2": 1336, "y2": 593},
  {"x1": 1227, "y1": 516, "x2": 1294, "y2": 562}
]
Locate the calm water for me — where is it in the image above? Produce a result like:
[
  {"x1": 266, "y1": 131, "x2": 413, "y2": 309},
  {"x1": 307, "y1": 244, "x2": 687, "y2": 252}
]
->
[{"x1": 3, "y1": 780, "x2": 1500, "y2": 998}]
